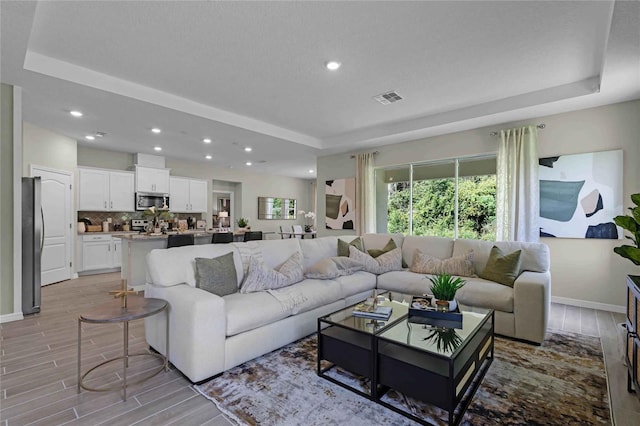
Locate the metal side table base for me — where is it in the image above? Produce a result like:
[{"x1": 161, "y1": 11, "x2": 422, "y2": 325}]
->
[{"x1": 77, "y1": 296, "x2": 169, "y2": 401}]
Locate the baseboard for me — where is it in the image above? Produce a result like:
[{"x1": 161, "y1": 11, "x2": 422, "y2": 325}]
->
[
  {"x1": 0, "y1": 312, "x2": 24, "y2": 323},
  {"x1": 551, "y1": 296, "x2": 625, "y2": 314}
]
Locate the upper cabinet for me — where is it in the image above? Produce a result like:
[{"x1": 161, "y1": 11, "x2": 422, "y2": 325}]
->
[
  {"x1": 78, "y1": 167, "x2": 135, "y2": 211},
  {"x1": 135, "y1": 166, "x2": 170, "y2": 194},
  {"x1": 170, "y1": 177, "x2": 208, "y2": 213}
]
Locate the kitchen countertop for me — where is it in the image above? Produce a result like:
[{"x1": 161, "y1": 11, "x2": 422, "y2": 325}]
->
[
  {"x1": 78, "y1": 229, "x2": 211, "y2": 237},
  {"x1": 114, "y1": 231, "x2": 214, "y2": 241}
]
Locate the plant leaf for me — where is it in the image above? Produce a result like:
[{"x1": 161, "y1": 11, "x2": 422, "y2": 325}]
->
[
  {"x1": 613, "y1": 245, "x2": 640, "y2": 265},
  {"x1": 614, "y1": 215, "x2": 638, "y2": 233},
  {"x1": 631, "y1": 193, "x2": 640, "y2": 207}
]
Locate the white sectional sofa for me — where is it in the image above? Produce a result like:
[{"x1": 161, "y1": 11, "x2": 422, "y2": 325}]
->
[{"x1": 144, "y1": 233, "x2": 550, "y2": 383}]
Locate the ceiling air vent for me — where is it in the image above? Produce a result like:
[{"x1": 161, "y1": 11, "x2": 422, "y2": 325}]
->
[{"x1": 374, "y1": 91, "x2": 403, "y2": 105}]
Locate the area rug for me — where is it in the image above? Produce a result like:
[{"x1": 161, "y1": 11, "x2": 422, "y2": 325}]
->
[{"x1": 196, "y1": 331, "x2": 610, "y2": 425}]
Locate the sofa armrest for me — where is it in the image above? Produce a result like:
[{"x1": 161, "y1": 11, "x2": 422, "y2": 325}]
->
[
  {"x1": 145, "y1": 283, "x2": 226, "y2": 382},
  {"x1": 513, "y1": 271, "x2": 551, "y2": 344}
]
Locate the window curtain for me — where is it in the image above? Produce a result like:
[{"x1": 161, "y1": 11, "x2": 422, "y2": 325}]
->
[
  {"x1": 496, "y1": 125, "x2": 539, "y2": 242},
  {"x1": 355, "y1": 152, "x2": 376, "y2": 235}
]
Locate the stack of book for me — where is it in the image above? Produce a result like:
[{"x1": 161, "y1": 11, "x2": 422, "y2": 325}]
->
[{"x1": 352, "y1": 303, "x2": 392, "y2": 320}]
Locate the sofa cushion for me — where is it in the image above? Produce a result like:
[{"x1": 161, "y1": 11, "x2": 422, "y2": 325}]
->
[
  {"x1": 479, "y1": 246, "x2": 522, "y2": 287},
  {"x1": 224, "y1": 291, "x2": 292, "y2": 336},
  {"x1": 299, "y1": 236, "x2": 339, "y2": 269},
  {"x1": 452, "y1": 239, "x2": 549, "y2": 274},
  {"x1": 410, "y1": 249, "x2": 475, "y2": 277},
  {"x1": 337, "y1": 237, "x2": 364, "y2": 257},
  {"x1": 377, "y1": 270, "x2": 431, "y2": 295},
  {"x1": 349, "y1": 245, "x2": 402, "y2": 274},
  {"x1": 146, "y1": 244, "x2": 243, "y2": 288},
  {"x1": 334, "y1": 271, "x2": 377, "y2": 299},
  {"x1": 285, "y1": 278, "x2": 343, "y2": 315},
  {"x1": 304, "y1": 257, "x2": 364, "y2": 279},
  {"x1": 252, "y1": 239, "x2": 303, "y2": 270},
  {"x1": 240, "y1": 252, "x2": 304, "y2": 293},
  {"x1": 367, "y1": 238, "x2": 397, "y2": 258},
  {"x1": 455, "y1": 277, "x2": 514, "y2": 312},
  {"x1": 194, "y1": 252, "x2": 238, "y2": 296},
  {"x1": 401, "y1": 236, "x2": 454, "y2": 269}
]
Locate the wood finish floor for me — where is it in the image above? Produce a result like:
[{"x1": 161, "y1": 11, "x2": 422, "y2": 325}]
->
[{"x1": 2, "y1": 272, "x2": 639, "y2": 425}]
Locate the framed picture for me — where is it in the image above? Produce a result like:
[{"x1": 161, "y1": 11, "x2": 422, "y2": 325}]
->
[
  {"x1": 325, "y1": 178, "x2": 355, "y2": 230},
  {"x1": 539, "y1": 149, "x2": 623, "y2": 239}
]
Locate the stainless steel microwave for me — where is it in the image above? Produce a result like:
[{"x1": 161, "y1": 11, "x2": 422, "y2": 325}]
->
[{"x1": 136, "y1": 193, "x2": 170, "y2": 211}]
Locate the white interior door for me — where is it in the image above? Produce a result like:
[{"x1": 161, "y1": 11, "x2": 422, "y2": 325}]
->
[{"x1": 31, "y1": 166, "x2": 72, "y2": 285}]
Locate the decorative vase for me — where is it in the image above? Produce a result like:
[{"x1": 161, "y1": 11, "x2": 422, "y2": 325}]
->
[{"x1": 304, "y1": 225, "x2": 312, "y2": 232}]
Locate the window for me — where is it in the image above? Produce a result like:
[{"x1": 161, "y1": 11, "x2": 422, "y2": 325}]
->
[{"x1": 380, "y1": 156, "x2": 496, "y2": 240}]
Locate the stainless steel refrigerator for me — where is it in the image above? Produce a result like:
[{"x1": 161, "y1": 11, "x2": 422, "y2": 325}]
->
[{"x1": 22, "y1": 176, "x2": 42, "y2": 315}]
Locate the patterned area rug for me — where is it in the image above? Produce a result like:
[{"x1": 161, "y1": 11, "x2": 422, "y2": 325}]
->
[{"x1": 196, "y1": 331, "x2": 610, "y2": 425}]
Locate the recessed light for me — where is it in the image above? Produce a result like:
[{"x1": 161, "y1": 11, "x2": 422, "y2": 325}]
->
[
  {"x1": 85, "y1": 135, "x2": 95, "y2": 140},
  {"x1": 151, "y1": 128, "x2": 162, "y2": 134},
  {"x1": 70, "y1": 110, "x2": 83, "y2": 117},
  {"x1": 245, "y1": 161, "x2": 252, "y2": 166},
  {"x1": 326, "y1": 61, "x2": 341, "y2": 71},
  {"x1": 308, "y1": 169, "x2": 314, "y2": 173},
  {"x1": 244, "y1": 147, "x2": 252, "y2": 152},
  {"x1": 203, "y1": 138, "x2": 212, "y2": 143},
  {"x1": 154, "y1": 146, "x2": 162, "y2": 151},
  {"x1": 205, "y1": 155, "x2": 212, "y2": 160}
]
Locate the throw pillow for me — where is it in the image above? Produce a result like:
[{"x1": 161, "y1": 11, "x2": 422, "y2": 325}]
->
[
  {"x1": 337, "y1": 237, "x2": 364, "y2": 257},
  {"x1": 194, "y1": 252, "x2": 238, "y2": 297},
  {"x1": 410, "y1": 249, "x2": 475, "y2": 277},
  {"x1": 304, "y1": 257, "x2": 364, "y2": 279},
  {"x1": 241, "y1": 252, "x2": 304, "y2": 293},
  {"x1": 479, "y1": 246, "x2": 522, "y2": 287},
  {"x1": 367, "y1": 238, "x2": 397, "y2": 258},
  {"x1": 348, "y1": 245, "x2": 402, "y2": 275}
]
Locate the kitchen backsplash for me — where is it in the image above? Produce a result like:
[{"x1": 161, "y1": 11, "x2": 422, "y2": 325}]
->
[{"x1": 78, "y1": 211, "x2": 204, "y2": 227}]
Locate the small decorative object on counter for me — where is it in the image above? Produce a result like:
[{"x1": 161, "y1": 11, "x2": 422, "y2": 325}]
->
[
  {"x1": 142, "y1": 206, "x2": 173, "y2": 234},
  {"x1": 298, "y1": 210, "x2": 316, "y2": 232},
  {"x1": 236, "y1": 217, "x2": 249, "y2": 232},
  {"x1": 121, "y1": 213, "x2": 131, "y2": 232}
]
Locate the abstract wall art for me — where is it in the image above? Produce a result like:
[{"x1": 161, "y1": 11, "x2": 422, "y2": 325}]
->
[
  {"x1": 539, "y1": 149, "x2": 623, "y2": 239},
  {"x1": 325, "y1": 177, "x2": 355, "y2": 230}
]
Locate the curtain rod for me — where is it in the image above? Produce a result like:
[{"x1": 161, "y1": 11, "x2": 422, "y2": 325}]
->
[
  {"x1": 490, "y1": 123, "x2": 545, "y2": 137},
  {"x1": 350, "y1": 150, "x2": 379, "y2": 159}
]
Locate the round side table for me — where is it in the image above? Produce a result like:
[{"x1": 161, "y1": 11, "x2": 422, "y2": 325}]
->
[{"x1": 77, "y1": 296, "x2": 169, "y2": 401}]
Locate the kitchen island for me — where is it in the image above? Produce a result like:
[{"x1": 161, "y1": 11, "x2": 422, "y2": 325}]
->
[{"x1": 115, "y1": 231, "x2": 216, "y2": 290}]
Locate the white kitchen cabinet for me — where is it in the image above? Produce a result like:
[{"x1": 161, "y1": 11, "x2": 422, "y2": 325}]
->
[
  {"x1": 78, "y1": 167, "x2": 134, "y2": 211},
  {"x1": 78, "y1": 234, "x2": 123, "y2": 272},
  {"x1": 170, "y1": 177, "x2": 207, "y2": 213},
  {"x1": 136, "y1": 166, "x2": 170, "y2": 194}
]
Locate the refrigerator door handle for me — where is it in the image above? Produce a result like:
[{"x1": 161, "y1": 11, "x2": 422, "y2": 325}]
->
[{"x1": 40, "y1": 207, "x2": 45, "y2": 251}]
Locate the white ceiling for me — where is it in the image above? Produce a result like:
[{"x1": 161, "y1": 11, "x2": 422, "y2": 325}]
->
[{"x1": 2, "y1": 1, "x2": 639, "y2": 179}]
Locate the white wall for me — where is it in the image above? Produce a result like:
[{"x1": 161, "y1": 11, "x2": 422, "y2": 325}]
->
[
  {"x1": 23, "y1": 122, "x2": 77, "y2": 175},
  {"x1": 317, "y1": 99, "x2": 640, "y2": 308}
]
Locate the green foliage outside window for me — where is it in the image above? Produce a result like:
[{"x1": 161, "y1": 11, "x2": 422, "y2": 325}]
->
[{"x1": 387, "y1": 175, "x2": 496, "y2": 240}]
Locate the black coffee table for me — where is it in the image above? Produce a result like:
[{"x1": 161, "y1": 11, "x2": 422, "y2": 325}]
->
[{"x1": 317, "y1": 293, "x2": 494, "y2": 425}]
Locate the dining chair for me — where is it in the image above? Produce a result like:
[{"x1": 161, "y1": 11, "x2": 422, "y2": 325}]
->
[
  {"x1": 167, "y1": 234, "x2": 195, "y2": 248},
  {"x1": 292, "y1": 225, "x2": 304, "y2": 239},
  {"x1": 243, "y1": 231, "x2": 263, "y2": 242},
  {"x1": 280, "y1": 225, "x2": 292, "y2": 239},
  {"x1": 212, "y1": 232, "x2": 234, "y2": 244}
]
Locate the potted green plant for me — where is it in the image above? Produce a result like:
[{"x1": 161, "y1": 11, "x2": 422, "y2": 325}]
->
[
  {"x1": 428, "y1": 273, "x2": 466, "y2": 312},
  {"x1": 236, "y1": 217, "x2": 249, "y2": 231},
  {"x1": 613, "y1": 193, "x2": 640, "y2": 266}
]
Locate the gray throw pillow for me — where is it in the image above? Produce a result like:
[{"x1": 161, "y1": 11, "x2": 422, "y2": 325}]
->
[{"x1": 195, "y1": 252, "x2": 238, "y2": 296}]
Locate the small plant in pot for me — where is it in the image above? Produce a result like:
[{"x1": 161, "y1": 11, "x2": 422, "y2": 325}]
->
[
  {"x1": 428, "y1": 273, "x2": 466, "y2": 312},
  {"x1": 236, "y1": 217, "x2": 250, "y2": 230},
  {"x1": 613, "y1": 193, "x2": 640, "y2": 266}
]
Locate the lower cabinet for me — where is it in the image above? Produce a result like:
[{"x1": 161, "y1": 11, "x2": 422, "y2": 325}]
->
[
  {"x1": 626, "y1": 275, "x2": 640, "y2": 396},
  {"x1": 78, "y1": 234, "x2": 122, "y2": 273}
]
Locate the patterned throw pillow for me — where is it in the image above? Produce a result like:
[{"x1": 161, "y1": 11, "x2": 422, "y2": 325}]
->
[
  {"x1": 240, "y1": 252, "x2": 304, "y2": 293},
  {"x1": 194, "y1": 252, "x2": 238, "y2": 297},
  {"x1": 304, "y1": 257, "x2": 364, "y2": 279},
  {"x1": 367, "y1": 238, "x2": 397, "y2": 258},
  {"x1": 479, "y1": 246, "x2": 522, "y2": 287},
  {"x1": 337, "y1": 237, "x2": 364, "y2": 257},
  {"x1": 348, "y1": 245, "x2": 402, "y2": 275},
  {"x1": 409, "y1": 249, "x2": 475, "y2": 277}
]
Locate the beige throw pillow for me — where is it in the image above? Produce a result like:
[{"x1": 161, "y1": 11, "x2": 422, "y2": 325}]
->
[
  {"x1": 240, "y1": 252, "x2": 304, "y2": 293},
  {"x1": 304, "y1": 257, "x2": 364, "y2": 279},
  {"x1": 410, "y1": 249, "x2": 475, "y2": 277},
  {"x1": 348, "y1": 245, "x2": 402, "y2": 275},
  {"x1": 479, "y1": 246, "x2": 522, "y2": 287}
]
